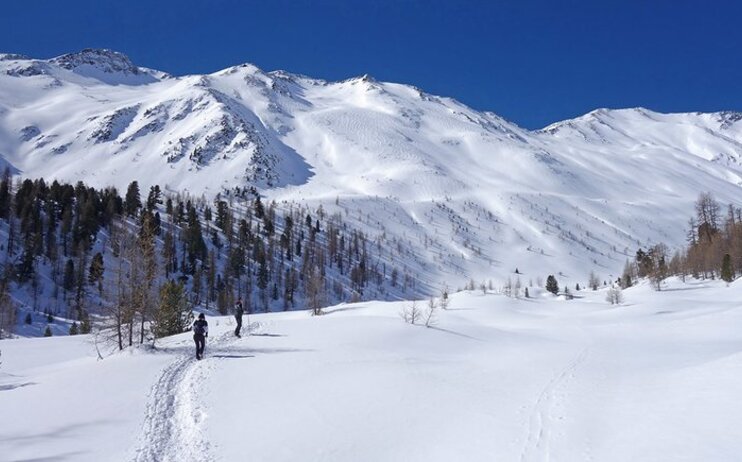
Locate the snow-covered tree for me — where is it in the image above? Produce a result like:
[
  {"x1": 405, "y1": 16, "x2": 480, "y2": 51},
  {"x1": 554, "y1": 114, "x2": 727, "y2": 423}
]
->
[{"x1": 606, "y1": 286, "x2": 624, "y2": 305}]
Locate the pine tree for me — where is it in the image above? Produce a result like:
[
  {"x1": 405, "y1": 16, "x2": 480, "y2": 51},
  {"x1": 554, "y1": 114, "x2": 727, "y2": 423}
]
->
[
  {"x1": 0, "y1": 280, "x2": 16, "y2": 339},
  {"x1": 43, "y1": 325, "x2": 52, "y2": 337},
  {"x1": 545, "y1": 275, "x2": 559, "y2": 295},
  {"x1": 620, "y1": 260, "x2": 634, "y2": 289},
  {"x1": 69, "y1": 322, "x2": 79, "y2": 335},
  {"x1": 154, "y1": 280, "x2": 193, "y2": 338},
  {"x1": 146, "y1": 185, "x2": 162, "y2": 211},
  {"x1": 63, "y1": 259, "x2": 75, "y2": 292},
  {"x1": 0, "y1": 167, "x2": 11, "y2": 219},
  {"x1": 254, "y1": 196, "x2": 264, "y2": 219},
  {"x1": 88, "y1": 252, "x2": 104, "y2": 295},
  {"x1": 184, "y1": 204, "x2": 207, "y2": 273},
  {"x1": 80, "y1": 312, "x2": 91, "y2": 334},
  {"x1": 124, "y1": 181, "x2": 141, "y2": 217},
  {"x1": 721, "y1": 253, "x2": 734, "y2": 283},
  {"x1": 135, "y1": 212, "x2": 158, "y2": 344}
]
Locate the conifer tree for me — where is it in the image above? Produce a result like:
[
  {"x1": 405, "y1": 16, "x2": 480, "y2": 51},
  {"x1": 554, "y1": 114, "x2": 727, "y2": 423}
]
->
[
  {"x1": 154, "y1": 280, "x2": 193, "y2": 338},
  {"x1": 0, "y1": 167, "x2": 11, "y2": 220},
  {"x1": 146, "y1": 185, "x2": 162, "y2": 211},
  {"x1": 545, "y1": 275, "x2": 559, "y2": 295},
  {"x1": 721, "y1": 253, "x2": 734, "y2": 283},
  {"x1": 80, "y1": 312, "x2": 91, "y2": 334},
  {"x1": 63, "y1": 259, "x2": 75, "y2": 292},
  {"x1": 88, "y1": 252, "x2": 104, "y2": 295},
  {"x1": 124, "y1": 181, "x2": 141, "y2": 217}
]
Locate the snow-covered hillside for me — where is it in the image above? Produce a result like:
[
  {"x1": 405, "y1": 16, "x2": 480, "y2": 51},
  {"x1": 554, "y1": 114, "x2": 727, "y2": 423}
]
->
[
  {"x1": 1, "y1": 49, "x2": 742, "y2": 286},
  {"x1": 2, "y1": 279, "x2": 741, "y2": 461}
]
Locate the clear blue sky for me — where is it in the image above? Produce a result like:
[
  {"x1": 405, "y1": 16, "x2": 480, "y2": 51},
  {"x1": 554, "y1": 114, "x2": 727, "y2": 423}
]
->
[{"x1": 2, "y1": 0, "x2": 740, "y2": 129}]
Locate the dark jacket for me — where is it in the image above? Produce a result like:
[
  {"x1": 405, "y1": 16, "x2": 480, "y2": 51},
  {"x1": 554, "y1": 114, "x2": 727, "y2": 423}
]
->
[{"x1": 193, "y1": 319, "x2": 209, "y2": 337}]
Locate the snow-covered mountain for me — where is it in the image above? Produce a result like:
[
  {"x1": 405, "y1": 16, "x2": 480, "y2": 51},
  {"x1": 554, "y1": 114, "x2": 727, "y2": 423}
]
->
[{"x1": 1, "y1": 49, "x2": 741, "y2": 286}]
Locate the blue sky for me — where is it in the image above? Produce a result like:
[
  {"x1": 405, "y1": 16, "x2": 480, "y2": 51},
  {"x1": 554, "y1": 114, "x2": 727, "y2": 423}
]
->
[{"x1": 2, "y1": 0, "x2": 740, "y2": 129}]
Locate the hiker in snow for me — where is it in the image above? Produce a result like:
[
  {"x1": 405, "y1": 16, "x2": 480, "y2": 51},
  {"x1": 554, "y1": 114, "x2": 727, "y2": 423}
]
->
[
  {"x1": 234, "y1": 297, "x2": 244, "y2": 337},
  {"x1": 193, "y1": 313, "x2": 209, "y2": 360}
]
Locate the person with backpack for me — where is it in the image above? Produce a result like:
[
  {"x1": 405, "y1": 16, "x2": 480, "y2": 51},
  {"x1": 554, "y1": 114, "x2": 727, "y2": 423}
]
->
[
  {"x1": 193, "y1": 313, "x2": 209, "y2": 360},
  {"x1": 234, "y1": 297, "x2": 244, "y2": 337}
]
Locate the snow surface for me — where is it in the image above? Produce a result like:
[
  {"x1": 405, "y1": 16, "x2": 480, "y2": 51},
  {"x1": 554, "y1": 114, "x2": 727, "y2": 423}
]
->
[
  {"x1": 2, "y1": 278, "x2": 741, "y2": 461},
  {"x1": 1, "y1": 50, "x2": 742, "y2": 287}
]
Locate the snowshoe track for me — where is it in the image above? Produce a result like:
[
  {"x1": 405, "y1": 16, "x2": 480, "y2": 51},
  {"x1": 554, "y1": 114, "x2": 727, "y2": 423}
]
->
[
  {"x1": 132, "y1": 332, "x2": 241, "y2": 462},
  {"x1": 519, "y1": 347, "x2": 589, "y2": 462}
]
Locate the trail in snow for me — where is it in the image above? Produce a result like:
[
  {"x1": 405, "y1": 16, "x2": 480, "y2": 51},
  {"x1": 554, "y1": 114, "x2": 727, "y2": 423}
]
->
[
  {"x1": 520, "y1": 347, "x2": 590, "y2": 462},
  {"x1": 132, "y1": 330, "x2": 246, "y2": 462}
]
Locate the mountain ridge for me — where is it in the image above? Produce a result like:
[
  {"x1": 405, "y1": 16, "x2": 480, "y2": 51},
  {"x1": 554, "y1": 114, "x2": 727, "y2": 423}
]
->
[{"x1": 1, "y1": 48, "x2": 741, "y2": 286}]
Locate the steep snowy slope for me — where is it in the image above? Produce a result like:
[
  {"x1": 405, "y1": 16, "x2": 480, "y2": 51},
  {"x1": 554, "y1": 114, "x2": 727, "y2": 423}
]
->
[{"x1": 1, "y1": 49, "x2": 741, "y2": 287}]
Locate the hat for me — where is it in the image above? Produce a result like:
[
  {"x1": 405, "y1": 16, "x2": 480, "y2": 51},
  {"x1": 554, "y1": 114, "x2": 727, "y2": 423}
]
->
[{"x1": 198, "y1": 313, "x2": 205, "y2": 320}]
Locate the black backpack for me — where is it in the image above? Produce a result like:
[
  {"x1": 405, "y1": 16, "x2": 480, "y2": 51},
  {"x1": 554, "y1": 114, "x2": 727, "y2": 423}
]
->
[{"x1": 193, "y1": 320, "x2": 206, "y2": 336}]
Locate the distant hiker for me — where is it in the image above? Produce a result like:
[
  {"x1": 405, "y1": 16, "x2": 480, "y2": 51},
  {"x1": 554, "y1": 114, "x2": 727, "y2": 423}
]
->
[
  {"x1": 234, "y1": 297, "x2": 244, "y2": 337},
  {"x1": 193, "y1": 313, "x2": 209, "y2": 360}
]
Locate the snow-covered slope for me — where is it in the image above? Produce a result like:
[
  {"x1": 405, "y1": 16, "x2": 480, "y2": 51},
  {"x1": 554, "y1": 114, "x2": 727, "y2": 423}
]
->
[
  {"x1": 2, "y1": 279, "x2": 741, "y2": 461},
  {"x1": 1, "y1": 49, "x2": 741, "y2": 286}
]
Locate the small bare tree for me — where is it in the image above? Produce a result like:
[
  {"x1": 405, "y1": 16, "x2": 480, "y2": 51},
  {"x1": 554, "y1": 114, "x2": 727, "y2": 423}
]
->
[
  {"x1": 439, "y1": 285, "x2": 450, "y2": 310},
  {"x1": 306, "y1": 266, "x2": 325, "y2": 316},
  {"x1": 514, "y1": 277, "x2": 522, "y2": 298},
  {"x1": 424, "y1": 298, "x2": 438, "y2": 327},
  {"x1": 589, "y1": 271, "x2": 601, "y2": 291},
  {"x1": 503, "y1": 277, "x2": 512, "y2": 297},
  {"x1": 401, "y1": 301, "x2": 422, "y2": 325}
]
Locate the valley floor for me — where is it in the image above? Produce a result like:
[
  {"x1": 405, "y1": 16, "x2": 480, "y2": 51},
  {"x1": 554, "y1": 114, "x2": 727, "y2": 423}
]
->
[{"x1": 1, "y1": 278, "x2": 741, "y2": 461}]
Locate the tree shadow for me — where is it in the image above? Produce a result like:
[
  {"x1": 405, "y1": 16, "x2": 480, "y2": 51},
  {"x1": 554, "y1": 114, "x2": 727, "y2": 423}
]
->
[
  {"x1": 427, "y1": 326, "x2": 482, "y2": 342},
  {"x1": 1, "y1": 420, "x2": 120, "y2": 461},
  {"x1": 211, "y1": 354, "x2": 255, "y2": 359},
  {"x1": 242, "y1": 347, "x2": 313, "y2": 355},
  {"x1": 323, "y1": 305, "x2": 366, "y2": 315},
  {"x1": 10, "y1": 451, "x2": 87, "y2": 462},
  {"x1": 0, "y1": 381, "x2": 37, "y2": 392},
  {"x1": 207, "y1": 347, "x2": 312, "y2": 357},
  {"x1": 661, "y1": 286, "x2": 707, "y2": 292}
]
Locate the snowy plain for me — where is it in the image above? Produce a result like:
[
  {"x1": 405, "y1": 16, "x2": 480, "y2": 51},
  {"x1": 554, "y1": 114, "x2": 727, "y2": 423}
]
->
[{"x1": 1, "y1": 278, "x2": 740, "y2": 461}]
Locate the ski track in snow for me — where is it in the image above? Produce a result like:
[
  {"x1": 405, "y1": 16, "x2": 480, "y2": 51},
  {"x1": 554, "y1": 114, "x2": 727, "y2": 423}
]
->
[
  {"x1": 132, "y1": 331, "x2": 243, "y2": 462},
  {"x1": 519, "y1": 347, "x2": 590, "y2": 462}
]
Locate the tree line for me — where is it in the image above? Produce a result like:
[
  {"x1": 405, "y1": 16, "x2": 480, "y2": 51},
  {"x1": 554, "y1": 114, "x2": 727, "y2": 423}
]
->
[
  {"x1": 0, "y1": 172, "x2": 419, "y2": 343},
  {"x1": 621, "y1": 192, "x2": 741, "y2": 290}
]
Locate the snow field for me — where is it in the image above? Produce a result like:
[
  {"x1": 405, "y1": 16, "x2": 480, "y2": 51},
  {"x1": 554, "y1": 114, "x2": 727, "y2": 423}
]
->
[{"x1": 2, "y1": 277, "x2": 741, "y2": 461}]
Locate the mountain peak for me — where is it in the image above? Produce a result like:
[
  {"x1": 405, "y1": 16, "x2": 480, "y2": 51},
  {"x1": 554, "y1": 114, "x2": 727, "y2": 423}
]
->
[
  {"x1": 51, "y1": 48, "x2": 141, "y2": 75},
  {"x1": 0, "y1": 53, "x2": 30, "y2": 61}
]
